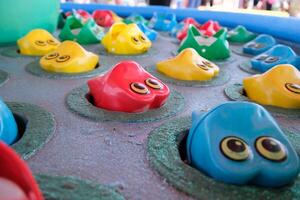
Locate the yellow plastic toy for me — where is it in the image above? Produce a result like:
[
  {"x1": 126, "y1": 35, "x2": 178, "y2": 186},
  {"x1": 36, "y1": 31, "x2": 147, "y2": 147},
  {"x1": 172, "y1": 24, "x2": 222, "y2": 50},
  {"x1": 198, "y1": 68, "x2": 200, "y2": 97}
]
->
[
  {"x1": 101, "y1": 22, "x2": 151, "y2": 55},
  {"x1": 243, "y1": 64, "x2": 300, "y2": 109},
  {"x1": 40, "y1": 41, "x2": 99, "y2": 73},
  {"x1": 17, "y1": 29, "x2": 60, "y2": 56},
  {"x1": 156, "y1": 48, "x2": 219, "y2": 81}
]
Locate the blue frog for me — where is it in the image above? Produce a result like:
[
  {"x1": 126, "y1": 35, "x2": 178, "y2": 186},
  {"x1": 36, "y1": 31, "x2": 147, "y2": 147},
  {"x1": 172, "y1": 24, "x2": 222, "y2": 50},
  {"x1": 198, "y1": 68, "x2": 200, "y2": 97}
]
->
[
  {"x1": 251, "y1": 44, "x2": 300, "y2": 72},
  {"x1": 243, "y1": 34, "x2": 276, "y2": 55},
  {"x1": 137, "y1": 22, "x2": 157, "y2": 41},
  {"x1": 148, "y1": 12, "x2": 177, "y2": 32},
  {"x1": 169, "y1": 22, "x2": 184, "y2": 37},
  {"x1": 187, "y1": 101, "x2": 300, "y2": 187},
  {"x1": 0, "y1": 98, "x2": 18, "y2": 145}
]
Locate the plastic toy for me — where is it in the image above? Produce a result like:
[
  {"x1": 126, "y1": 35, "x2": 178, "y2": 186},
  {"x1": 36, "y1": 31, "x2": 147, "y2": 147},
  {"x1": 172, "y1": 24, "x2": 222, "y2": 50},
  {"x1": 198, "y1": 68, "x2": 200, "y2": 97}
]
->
[
  {"x1": 92, "y1": 10, "x2": 122, "y2": 27},
  {"x1": 66, "y1": 9, "x2": 91, "y2": 20},
  {"x1": 40, "y1": 41, "x2": 99, "y2": 73},
  {"x1": 187, "y1": 101, "x2": 300, "y2": 187},
  {"x1": 0, "y1": 0, "x2": 59, "y2": 46},
  {"x1": 178, "y1": 25, "x2": 230, "y2": 60},
  {"x1": 137, "y1": 23, "x2": 157, "y2": 41},
  {"x1": 123, "y1": 14, "x2": 148, "y2": 25},
  {"x1": 177, "y1": 18, "x2": 201, "y2": 41},
  {"x1": 227, "y1": 25, "x2": 256, "y2": 43},
  {"x1": 243, "y1": 34, "x2": 276, "y2": 55},
  {"x1": 59, "y1": 15, "x2": 104, "y2": 44},
  {"x1": 243, "y1": 64, "x2": 300, "y2": 109},
  {"x1": 17, "y1": 29, "x2": 60, "y2": 56},
  {"x1": 170, "y1": 22, "x2": 184, "y2": 38},
  {"x1": 251, "y1": 44, "x2": 300, "y2": 72},
  {"x1": 92, "y1": 10, "x2": 115, "y2": 27},
  {"x1": 199, "y1": 20, "x2": 221, "y2": 37},
  {"x1": 0, "y1": 142, "x2": 44, "y2": 200},
  {"x1": 87, "y1": 61, "x2": 170, "y2": 113},
  {"x1": 148, "y1": 13, "x2": 177, "y2": 32},
  {"x1": 101, "y1": 22, "x2": 151, "y2": 55},
  {"x1": 156, "y1": 48, "x2": 219, "y2": 81},
  {"x1": 0, "y1": 99, "x2": 18, "y2": 145}
]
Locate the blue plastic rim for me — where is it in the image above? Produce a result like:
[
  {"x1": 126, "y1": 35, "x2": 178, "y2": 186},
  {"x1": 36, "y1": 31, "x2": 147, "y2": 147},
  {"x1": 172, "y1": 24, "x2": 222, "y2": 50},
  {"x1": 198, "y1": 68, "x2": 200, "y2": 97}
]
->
[{"x1": 61, "y1": 3, "x2": 300, "y2": 44}]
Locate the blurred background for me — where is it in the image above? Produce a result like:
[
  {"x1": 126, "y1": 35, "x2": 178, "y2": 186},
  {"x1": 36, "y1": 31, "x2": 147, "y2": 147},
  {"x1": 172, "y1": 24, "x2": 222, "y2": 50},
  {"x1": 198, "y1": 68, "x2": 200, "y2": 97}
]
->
[{"x1": 60, "y1": 0, "x2": 300, "y2": 17}]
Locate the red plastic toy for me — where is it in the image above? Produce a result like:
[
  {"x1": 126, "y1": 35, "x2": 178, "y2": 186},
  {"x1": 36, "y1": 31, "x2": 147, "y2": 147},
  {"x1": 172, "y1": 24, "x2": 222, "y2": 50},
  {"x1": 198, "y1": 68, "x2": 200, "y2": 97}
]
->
[
  {"x1": 177, "y1": 18, "x2": 201, "y2": 41},
  {"x1": 0, "y1": 142, "x2": 44, "y2": 200},
  {"x1": 92, "y1": 10, "x2": 114, "y2": 27},
  {"x1": 87, "y1": 61, "x2": 170, "y2": 113},
  {"x1": 200, "y1": 20, "x2": 221, "y2": 37},
  {"x1": 65, "y1": 9, "x2": 91, "y2": 20}
]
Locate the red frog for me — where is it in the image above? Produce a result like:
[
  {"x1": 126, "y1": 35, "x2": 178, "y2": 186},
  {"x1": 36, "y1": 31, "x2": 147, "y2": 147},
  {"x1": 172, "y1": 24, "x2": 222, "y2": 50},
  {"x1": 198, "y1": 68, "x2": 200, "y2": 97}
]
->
[
  {"x1": 200, "y1": 20, "x2": 221, "y2": 37},
  {"x1": 0, "y1": 142, "x2": 44, "y2": 200},
  {"x1": 177, "y1": 17, "x2": 201, "y2": 42},
  {"x1": 87, "y1": 61, "x2": 170, "y2": 113}
]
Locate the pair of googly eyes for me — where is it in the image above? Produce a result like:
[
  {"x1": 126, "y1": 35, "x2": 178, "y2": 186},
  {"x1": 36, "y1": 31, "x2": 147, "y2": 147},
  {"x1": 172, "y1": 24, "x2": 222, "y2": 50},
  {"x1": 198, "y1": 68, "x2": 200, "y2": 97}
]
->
[
  {"x1": 131, "y1": 35, "x2": 147, "y2": 44},
  {"x1": 35, "y1": 40, "x2": 59, "y2": 46},
  {"x1": 220, "y1": 136, "x2": 287, "y2": 162},
  {"x1": 246, "y1": 42, "x2": 265, "y2": 49},
  {"x1": 255, "y1": 54, "x2": 279, "y2": 63},
  {"x1": 44, "y1": 53, "x2": 70, "y2": 63},
  {"x1": 196, "y1": 60, "x2": 215, "y2": 71},
  {"x1": 130, "y1": 78, "x2": 163, "y2": 95},
  {"x1": 285, "y1": 83, "x2": 300, "y2": 94}
]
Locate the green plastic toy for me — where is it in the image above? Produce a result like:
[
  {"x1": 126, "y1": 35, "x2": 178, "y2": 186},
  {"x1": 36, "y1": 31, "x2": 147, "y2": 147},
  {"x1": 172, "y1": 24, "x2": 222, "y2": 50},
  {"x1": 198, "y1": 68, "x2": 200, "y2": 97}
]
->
[
  {"x1": 227, "y1": 25, "x2": 256, "y2": 43},
  {"x1": 178, "y1": 25, "x2": 230, "y2": 60},
  {"x1": 0, "y1": 0, "x2": 59, "y2": 46},
  {"x1": 59, "y1": 15, "x2": 104, "y2": 44},
  {"x1": 123, "y1": 14, "x2": 148, "y2": 25}
]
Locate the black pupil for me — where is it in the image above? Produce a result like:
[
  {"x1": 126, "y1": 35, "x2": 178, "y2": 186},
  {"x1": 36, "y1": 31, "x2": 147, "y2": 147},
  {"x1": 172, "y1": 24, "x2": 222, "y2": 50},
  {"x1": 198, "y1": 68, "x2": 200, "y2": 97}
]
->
[
  {"x1": 134, "y1": 83, "x2": 145, "y2": 90},
  {"x1": 290, "y1": 84, "x2": 300, "y2": 90},
  {"x1": 141, "y1": 36, "x2": 145, "y2": 40},
  {"x1": 133, "y1": 37, "x2": 139, "y2": 42},
  {"x1": 265, "y1": 56, "x2": 278, "y2": 63},
  {"x1": 60, "y1": 56, "x2": 67, "y2": 59},
  {"x1": 227, "y1": 139, "x2": 245, "y2": 152},
  {"x1": 148, "y1": 79, "x2": 158, "y2": 85},
  {"x1": 262, "y1": 138, "x2": 281, "y2": 152}
]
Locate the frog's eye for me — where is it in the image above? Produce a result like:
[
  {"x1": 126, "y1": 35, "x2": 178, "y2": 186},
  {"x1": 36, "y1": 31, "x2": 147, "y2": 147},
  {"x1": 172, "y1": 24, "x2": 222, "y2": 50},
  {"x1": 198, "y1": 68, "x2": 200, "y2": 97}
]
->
[
  {"x1": 285, "y1": 83, "x2": 300, "y2": 94},
  {"x1": 265, "y1": 56, "x2": 279, "y2": 63},
  {"x1": 35, "y1": 40, "x2": 47, "y2": 46},
  {"x1": 130, "y1": 82, "x2": 149, "y2": 95},
  {"x1": 131, "y1": 36, "x2": 140, "y2": 44},
  {"x1": 202, "y1": 60, "x2": 214, "y2": 68},
  {"x1": 220, "y1": 136, "x2": 250, "y2": 161},
  {"x1": 56, "y1": 55, "x2": 70, "y2": 63},
  {"x1": 145, "y1": 78, "x2": 163, "y2": 90},
  {"x1": 255, "y1": 136, "x2": 287, "y2": 162},
  {"x1": 139, "y1": 35, "x2": 147, "y2": 42},
  {"x1": 47, "y1": 39, "x2": 59, "y2": 46},
  {"x1": 45, "y1": 52, "x2": 59, "y2": 60},
  {"x1": 247, "y1": 42, "x2": 263, "y2": 49},
  {"x1": 256, "y1": 54, "x2": 269, "y2": 61},
  {"x1": 196, "y1": 63, "x2": 209, "y2": 71}
]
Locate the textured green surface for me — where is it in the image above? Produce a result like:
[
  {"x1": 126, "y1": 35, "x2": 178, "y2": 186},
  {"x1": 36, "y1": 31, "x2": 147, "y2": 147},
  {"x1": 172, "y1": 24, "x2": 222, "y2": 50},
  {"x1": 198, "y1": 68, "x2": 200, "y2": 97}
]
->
[
  {"x1": 36, "y1": 174, "x2": 125, "y2": 200},
  {"x1": 146, "y1": 65, "x2": 230, "y2": 87},
  {"x1": 8, "y1": 102, "x2": 56, "y2": 160},
  {"x1": 66, "y1": 84, "x2": 185, "y2": 123},
  {"x1": 98, "y1": 45, "x2": 158, "y2": 58},
  {"x1": 231, "y1": 45, "x2": 253, "y2": 58},
  {"x1": 25, "y1": 60, "x2": 110, "y2": 79},
  {"x1": 224, "y1": 83, "x2": 300, "y2": 118},
  {"x1": 147, "y1": 116, "x2": 300, "y2": 200},
  {"x1": 239, "y1": 61, "x2": 261, "y2": 74},
  {"x1": 1, "y1": 46, "x2": 39, "y2": 59},
  {"x1": 0, "y1": 69, "x2": 9, "y2": 86}
]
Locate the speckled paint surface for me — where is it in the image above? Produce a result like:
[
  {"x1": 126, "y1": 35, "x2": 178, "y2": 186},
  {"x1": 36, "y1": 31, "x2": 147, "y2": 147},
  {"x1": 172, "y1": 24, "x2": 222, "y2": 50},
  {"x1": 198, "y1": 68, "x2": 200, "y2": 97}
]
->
[{"x1": 0, "y1": 31, "x2": 300, "y2": 200}]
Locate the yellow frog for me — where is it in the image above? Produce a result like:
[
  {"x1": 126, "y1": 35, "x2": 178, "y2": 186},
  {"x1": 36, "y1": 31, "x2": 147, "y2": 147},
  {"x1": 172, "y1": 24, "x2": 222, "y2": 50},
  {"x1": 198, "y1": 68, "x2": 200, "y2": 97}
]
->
[
  {"x1": 17, "y1": 29, "x2": 60, "y2": 56},
  {"x1": 101, "y1": 22, "x2": 151, "y2": 55},
  {"x1": 243, "y1": 64, "x2": 300, "y2": 109},
  {"x1": 156, "y1": 48, "x2": 219, "y2": 81},
  {"x1": 40, "y1": 41, "x2": 99, "y2": 73}
]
